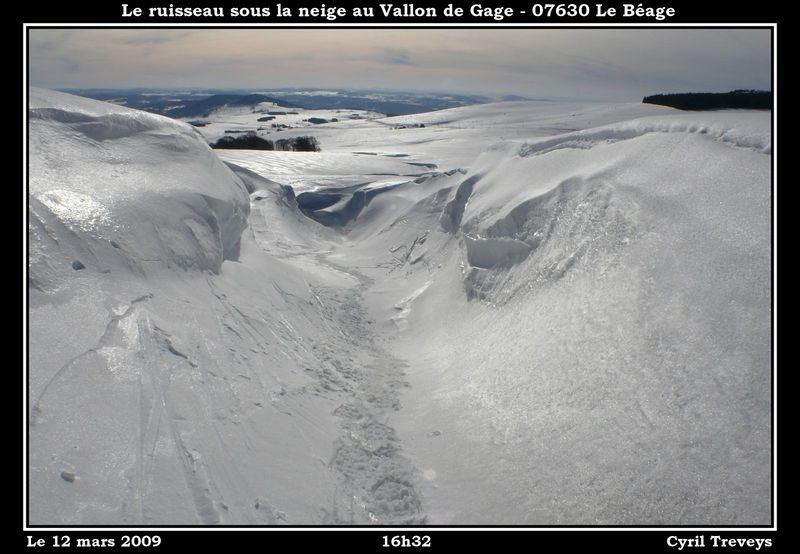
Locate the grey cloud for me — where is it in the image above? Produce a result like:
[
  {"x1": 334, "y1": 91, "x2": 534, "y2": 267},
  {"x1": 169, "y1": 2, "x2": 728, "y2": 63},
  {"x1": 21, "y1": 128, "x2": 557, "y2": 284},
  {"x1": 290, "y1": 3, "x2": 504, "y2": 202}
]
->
[
  {"x1": 382, "y1": 49, "x2": 414, "y2": 65},
  {"x1": 27, "y1": 29, "x2": 771, "y2": 101},
  {"x1": 114, "y1": 30, "x2": 197, "y2": 45}
]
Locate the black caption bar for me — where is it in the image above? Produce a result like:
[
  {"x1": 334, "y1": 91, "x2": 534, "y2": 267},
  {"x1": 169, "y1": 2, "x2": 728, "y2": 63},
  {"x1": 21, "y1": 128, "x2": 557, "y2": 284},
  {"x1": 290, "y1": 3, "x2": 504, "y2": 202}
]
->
[
  {"x1": 21, "y1": 530, "x2": 780, "y2": 552},
  {"x1": 18, "y1": 1, "x2": 780, "y2": 24}
]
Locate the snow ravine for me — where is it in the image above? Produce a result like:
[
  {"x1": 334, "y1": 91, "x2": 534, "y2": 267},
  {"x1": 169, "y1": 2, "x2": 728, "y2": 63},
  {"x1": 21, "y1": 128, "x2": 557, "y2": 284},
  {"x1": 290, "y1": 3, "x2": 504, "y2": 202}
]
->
[{"x1": 27, "y1": 89, "x2": 771, "y2": 525}]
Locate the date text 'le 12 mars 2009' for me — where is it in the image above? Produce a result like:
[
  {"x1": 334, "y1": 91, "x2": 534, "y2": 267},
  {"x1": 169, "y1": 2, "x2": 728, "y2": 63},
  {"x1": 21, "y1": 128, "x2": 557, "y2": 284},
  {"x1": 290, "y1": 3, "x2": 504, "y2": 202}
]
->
[{"x1": 27, "y1": 536, "x2": 162, "y2": 548}]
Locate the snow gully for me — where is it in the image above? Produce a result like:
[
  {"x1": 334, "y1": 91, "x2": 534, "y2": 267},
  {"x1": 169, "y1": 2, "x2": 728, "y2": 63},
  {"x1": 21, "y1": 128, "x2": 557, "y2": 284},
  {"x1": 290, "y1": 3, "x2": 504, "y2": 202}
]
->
[{"x1": 379, "y1": 4, "x2": 438, "y2": 17}]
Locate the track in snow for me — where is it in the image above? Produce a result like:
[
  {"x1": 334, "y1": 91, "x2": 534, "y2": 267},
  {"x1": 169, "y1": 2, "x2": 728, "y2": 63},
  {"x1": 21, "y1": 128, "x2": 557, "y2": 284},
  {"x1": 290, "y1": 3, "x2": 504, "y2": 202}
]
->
[{"x1": 247, "y1": 196, "x2": 425, "y2": 525}]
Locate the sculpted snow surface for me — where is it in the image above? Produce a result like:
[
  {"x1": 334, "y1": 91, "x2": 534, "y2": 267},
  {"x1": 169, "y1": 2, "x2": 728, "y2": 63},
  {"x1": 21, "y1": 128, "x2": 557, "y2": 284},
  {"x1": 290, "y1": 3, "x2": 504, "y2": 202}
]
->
[{"x1": 27, "y1": 90, "x2": 771, "y2": 525}]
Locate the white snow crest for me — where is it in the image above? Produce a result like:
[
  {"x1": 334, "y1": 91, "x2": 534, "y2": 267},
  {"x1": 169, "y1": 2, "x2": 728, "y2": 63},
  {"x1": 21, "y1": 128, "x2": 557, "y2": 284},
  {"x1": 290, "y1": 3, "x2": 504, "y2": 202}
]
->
[{"x1": 518, "y1": 112, "x2": 771, "y2": 157}]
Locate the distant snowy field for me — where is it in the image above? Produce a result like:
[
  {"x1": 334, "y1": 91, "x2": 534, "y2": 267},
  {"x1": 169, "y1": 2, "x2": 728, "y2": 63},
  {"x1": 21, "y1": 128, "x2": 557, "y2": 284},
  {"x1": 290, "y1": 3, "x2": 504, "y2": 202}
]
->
[{"x1": 27, "y1": 89, "x2": 771, "y2": 525}]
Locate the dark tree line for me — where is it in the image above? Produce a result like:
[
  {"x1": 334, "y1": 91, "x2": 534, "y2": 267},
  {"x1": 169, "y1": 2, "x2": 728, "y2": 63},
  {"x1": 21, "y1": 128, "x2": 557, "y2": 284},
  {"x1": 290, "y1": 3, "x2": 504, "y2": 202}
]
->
[
  {"x1": 211, "y1": 134, "x2": 320, "y2": 152},
  {"x1": 642, "y1": 90, "x2": 772, "y2": 111}
]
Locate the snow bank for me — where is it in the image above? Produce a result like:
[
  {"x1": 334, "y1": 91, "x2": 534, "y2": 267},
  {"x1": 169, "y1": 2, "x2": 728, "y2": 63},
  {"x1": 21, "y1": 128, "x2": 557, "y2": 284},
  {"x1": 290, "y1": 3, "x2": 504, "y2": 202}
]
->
[
  {"x1": 451, "y1": 110, "x2": 771, "y2": 291},
  {"x1": 516, "y1": 111, "x2": 771, "y2": 156},
  {"x1": 29, "y1": 88, "x2": 250, "y2": 287},
  {"x1": 27, "y1": 91, "x2": 341, "y2": 525},
  {"x1": 210, "y1": 101, "x2": 772, "y2": 525},
  {"x1": 387, "y1": 108, "x2": 771, "y2": 524},
  {"x1": 27, "y1": 90, "x2": 421, "y2": 526}
]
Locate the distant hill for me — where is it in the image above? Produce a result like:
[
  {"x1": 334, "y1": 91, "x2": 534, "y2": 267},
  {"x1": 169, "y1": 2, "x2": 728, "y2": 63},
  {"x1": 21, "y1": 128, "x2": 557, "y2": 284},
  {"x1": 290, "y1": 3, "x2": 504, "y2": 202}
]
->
[
  {"x1": 166, "y1": 94, "x2": 299, "y2": 117},
  {"x1": 259, "y1": 89, "x2": 492, "y2": 115},
  {"x1": 62, "y1": 87, "x2": 502, "y2": 117},
  {"x1": 60, "y1": 89, "x2": 298, "y2": 117},
  {"x1": 499, "y1": 94, "x2": 532, "y2": 102},
  {"x1": 643, "y1": 90, "x2": 772, "y2": 111}
]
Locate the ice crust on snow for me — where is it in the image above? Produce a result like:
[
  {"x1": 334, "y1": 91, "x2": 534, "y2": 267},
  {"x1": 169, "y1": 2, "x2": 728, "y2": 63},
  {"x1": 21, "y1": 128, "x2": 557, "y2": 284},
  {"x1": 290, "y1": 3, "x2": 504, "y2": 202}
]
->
[{"x1": 28, "y1": 90, "x2": 771, "y2": 525}]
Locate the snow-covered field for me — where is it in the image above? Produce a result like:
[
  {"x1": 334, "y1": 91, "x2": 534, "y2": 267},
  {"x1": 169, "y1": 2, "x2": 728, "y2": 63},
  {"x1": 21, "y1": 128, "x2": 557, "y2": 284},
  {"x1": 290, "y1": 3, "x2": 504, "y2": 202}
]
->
[
  {"x1": 27, "y1": 89, "x2": 772, "y2": 525},
  {"x1": 188, "y1": 103, "x2": 386, "y2": 146}
]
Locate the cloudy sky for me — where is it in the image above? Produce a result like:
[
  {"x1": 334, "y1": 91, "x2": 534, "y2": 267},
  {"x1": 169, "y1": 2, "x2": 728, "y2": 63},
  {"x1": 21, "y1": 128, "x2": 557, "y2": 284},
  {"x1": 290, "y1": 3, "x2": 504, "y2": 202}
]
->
[{"x1": 28, "y1": 28, "x2": 771, "y2": 100}]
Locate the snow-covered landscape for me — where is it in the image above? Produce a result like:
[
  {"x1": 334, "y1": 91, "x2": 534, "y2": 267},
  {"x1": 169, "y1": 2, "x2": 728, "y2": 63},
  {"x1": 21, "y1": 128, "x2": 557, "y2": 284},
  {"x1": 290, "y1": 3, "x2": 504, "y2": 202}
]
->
[{"x1": 27, "y1": 86, "x2": 771, "y2": 526}]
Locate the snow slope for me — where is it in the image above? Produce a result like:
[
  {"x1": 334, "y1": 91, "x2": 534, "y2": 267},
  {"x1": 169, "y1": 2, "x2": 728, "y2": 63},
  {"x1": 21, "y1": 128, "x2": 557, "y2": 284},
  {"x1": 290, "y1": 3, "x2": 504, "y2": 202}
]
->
[
  {"x1": 28, "y1": 89, "x2": 417, "y2": 524},
  {"x1": 384, "y1": 116, "x2": 772, "y2": 524},
  {"x1": 27, "y1": 90, "x2": 772, "y2": 525}
]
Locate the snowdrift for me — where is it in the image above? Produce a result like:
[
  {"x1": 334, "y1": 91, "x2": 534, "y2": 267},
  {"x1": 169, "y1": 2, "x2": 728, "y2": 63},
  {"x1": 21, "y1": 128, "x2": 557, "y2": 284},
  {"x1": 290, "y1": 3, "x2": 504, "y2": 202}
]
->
[
  {"x1": 27, "y1": 90, "x2": 357, "y2": 525},
  {"x1": 29, "y1": 88, "x2": 250, "y2": 286},
  {"x1": 378, "y1": 111, "x2": 772, "y2": 525}
]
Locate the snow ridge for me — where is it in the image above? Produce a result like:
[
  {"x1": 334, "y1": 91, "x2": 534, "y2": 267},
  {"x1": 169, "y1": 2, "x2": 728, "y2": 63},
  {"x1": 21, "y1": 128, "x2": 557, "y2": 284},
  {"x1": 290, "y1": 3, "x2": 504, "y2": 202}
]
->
[{"x1": 518, "y1": 114, "x2": 771, "y2": 157}]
